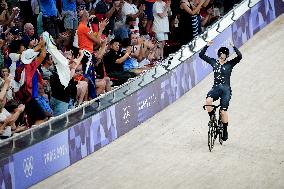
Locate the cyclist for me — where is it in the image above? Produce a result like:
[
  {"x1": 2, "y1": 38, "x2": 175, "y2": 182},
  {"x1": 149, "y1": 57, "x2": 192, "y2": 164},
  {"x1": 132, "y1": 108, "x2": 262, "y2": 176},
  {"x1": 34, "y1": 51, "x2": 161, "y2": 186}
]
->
[{"x1": 199, "y1": 40, "x2": 242, "y2": 141}]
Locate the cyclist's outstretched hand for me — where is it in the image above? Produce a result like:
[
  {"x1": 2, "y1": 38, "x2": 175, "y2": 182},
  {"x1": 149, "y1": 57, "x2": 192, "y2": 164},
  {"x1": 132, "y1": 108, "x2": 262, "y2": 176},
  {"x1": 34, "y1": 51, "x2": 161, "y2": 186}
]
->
[{"x1": 207, "y1": 41, "x2": 213, "y2": 46}]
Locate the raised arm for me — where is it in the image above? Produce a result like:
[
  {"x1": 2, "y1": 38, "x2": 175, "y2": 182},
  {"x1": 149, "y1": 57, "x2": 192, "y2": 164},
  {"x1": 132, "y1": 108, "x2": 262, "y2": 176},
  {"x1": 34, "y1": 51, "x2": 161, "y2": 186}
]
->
[
  {"x1": 116, "y1": 47, "x2": 132, "y2": 64},
  {"x1": 231, "y1": 46, "x2": 242, "y2": 62},
  {"x1": 229, "y1": 42, "x2": 242, "y2": 67},
  {"x1": 180, "y1": 0, "x2": 204, "y2": 15},
  {"x1": 156, "y1": 1, "x2": 171, "y2": 18},
  {"x1": 199, "y1": 41, "x2": 214, "y2": 64}
]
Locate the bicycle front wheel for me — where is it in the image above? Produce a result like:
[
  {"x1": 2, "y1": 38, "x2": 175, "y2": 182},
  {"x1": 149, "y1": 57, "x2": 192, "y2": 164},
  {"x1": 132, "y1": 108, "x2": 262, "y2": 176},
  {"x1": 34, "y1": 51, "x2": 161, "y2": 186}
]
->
[{"x1": 208, "y1": 122, "x2": 214, "y2": 152}]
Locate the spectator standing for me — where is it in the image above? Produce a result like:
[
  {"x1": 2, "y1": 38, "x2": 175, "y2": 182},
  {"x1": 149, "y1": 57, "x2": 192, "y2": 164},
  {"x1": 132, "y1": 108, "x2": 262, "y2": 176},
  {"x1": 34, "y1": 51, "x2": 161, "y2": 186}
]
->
[
  {"x1": 61, "y1": 0, "x2": 78, "y2": 33},
  {"x1": 95, "y1": 0, "x2": 119, "y2": 34},
  {"x1": 200, "y1": 4, "x2": 219, "y2": 29},
  {"x1": 39, "y1": 0, "x2": 59, "y2": 39},
  {"x1": 152, "y1": 0, "x2": 171, "y2": 59},
  {"x1": 0, "y1": 2, "x2": 20, "y2": 29},
  {"x1": 144, "y1": 0, "x2": 156, "y2": 34},
  {"x1": 77, "y1": 10, "x2": 108, "y2": 99},
  {"x1": 114, "y1": 16, "x2": 136, "y2": 41},
  {"x1": 179, "y1": 0, "x2": 206, "y2": 44},
  {"x1": 121, "y1": 0, "x2": 145, "y2": 32},
  {"x1": 19, "y1": 0, "x2": 33, "y2": 24},
  {"x1": 31, "y1": 0, "x2": 40, "y2": 25},
  {"x1": 138, "y1": 14, "x2": 148, "y2": 36},
  {"x1": 78, "y1": 10, "x2": 103, "y2": 54}
]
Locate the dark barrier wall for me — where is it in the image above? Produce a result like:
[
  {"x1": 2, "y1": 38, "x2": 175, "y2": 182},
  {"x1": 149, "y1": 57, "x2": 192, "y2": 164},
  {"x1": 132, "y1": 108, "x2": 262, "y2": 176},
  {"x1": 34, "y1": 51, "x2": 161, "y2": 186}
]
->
[{"x1": 1, "y1": 0, "x2": 283, "y2": 188}]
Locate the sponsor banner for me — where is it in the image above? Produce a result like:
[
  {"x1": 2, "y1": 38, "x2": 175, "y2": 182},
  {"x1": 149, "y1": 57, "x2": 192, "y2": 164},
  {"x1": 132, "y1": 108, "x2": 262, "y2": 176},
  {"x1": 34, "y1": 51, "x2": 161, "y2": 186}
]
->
[
  {"x1": 13, "y1": 130, "x2": 70, "y2": 189},
  {"x1": 136, "y1": 80, "x2": 161, "y2": 124},
  {"x1": 159, "y1": 73, "x2": 173, "y2": 110},
  {"x1": 13, "y1": 142, "x2": 44, "y2": 189},
  {"x1": 41, "y1": 131, "x2": 70, "y2": 177},
  {"x1": 159, "y1": 60, "x2": 200, "y2": 110},
  {"x1": 231, "y1": 8, "x2": 252, "y2": 49},
  {"x1": 116, "y1": 94, "x2": 138, "y2": 137},
  {"x1": 232, "y1": 0, "x2": 284, "y2": 48},
  {"x1": 0, "y1": 157, "x2": 14, "y2": 189},
  {"x1": 250, "y1": 0, "x2": 276, "y2": 35},
  {"x1": 90, "y1": 105, "x2": 118, "y2": 151},
  {"x1": 68, "y1": 118, "x2": 93, "y2": 164},
  {"x1": 275, "y1": 0, "x2": 284, "y2": 16}
]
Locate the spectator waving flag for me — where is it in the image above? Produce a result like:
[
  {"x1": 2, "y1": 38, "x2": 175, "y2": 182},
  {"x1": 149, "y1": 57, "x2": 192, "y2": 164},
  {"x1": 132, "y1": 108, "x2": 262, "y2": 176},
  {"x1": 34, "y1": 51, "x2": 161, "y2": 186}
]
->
[{"x1": 42, "y1": 32, "x2": 71, "y2": 88}]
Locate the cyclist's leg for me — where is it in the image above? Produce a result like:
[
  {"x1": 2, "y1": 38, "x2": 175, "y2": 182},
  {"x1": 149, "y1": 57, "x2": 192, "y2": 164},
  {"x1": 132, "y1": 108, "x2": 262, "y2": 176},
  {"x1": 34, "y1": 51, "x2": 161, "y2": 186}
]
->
[
  {"x1": 220, "y1": 110, "x2": 228, "y2": 123},
  {"x1": 220, "y1": 88, "x2": 231, "y2": 122},
  {"x1": 205, "y1": 97, "x2": 214, "y2": 112},
  {"x1": 206, "y1": 86, "x2": 220, "y2": 116},
  {"x1": 220, "y1": 88, "x2": 231, "y2": 140}
]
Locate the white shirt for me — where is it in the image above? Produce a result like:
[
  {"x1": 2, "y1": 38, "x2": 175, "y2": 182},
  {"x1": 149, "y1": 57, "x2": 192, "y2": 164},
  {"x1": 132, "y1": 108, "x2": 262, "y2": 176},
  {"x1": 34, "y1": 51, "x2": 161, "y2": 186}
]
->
[
  {"x1": 43, "y1": 32, "x2": 71, "y2": 88},
  {"x1": 8, "y1": 53, "x2": 20, "y2": 79},
  {"x1": 0, "y1": 108, "x2": 11, "y2": 122},
  {"x1": 121, "y1": 2, "x2": 139, "y2": 31},
  {"x1": 152, "y1": 1, "x2": 169, "y2": 33},
  {"x1": 73, "y1": 30, "x2": 79, "y2": 48}
]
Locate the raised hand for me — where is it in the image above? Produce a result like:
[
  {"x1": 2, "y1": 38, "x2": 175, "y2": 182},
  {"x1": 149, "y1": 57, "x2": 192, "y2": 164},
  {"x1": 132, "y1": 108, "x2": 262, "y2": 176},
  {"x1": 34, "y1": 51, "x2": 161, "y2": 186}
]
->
[
  {"x1": 17, "y1": 104, "x2": 25, "y2": 113},
  {"x1": 139, "y1": 4, "x2": 146, "y2": 12},
  {"x1": 99, "y1": 18, "x2": 109, "y2": 31},
  {"x1": 229, "y1": 41, "x2": 234, "y2": 47},
  {"x1": 101, "y1": 38, "x2": 107, "y2": 46},
  {"x1": 89, "y1": 15, "x2": 96, "y2": 20},
  {"x1": 12, "y1": 7, "x2": 20, "y2": 15},
  {"x1": 38, "y1": 38, "x2": 46, "y2": 48}
]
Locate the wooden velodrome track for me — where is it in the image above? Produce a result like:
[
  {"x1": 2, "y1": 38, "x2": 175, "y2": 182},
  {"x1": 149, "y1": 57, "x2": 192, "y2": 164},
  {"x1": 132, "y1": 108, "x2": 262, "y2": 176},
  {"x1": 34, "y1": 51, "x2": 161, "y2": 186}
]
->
[{"x1": 31, "y1": 14, "x2": 284, "y2": 189}]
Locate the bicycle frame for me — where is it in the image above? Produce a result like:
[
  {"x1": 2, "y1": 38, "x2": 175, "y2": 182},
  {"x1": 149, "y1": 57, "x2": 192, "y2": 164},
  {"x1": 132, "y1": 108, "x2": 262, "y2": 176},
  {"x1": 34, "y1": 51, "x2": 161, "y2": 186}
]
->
[{"x1": 203, "y1": 105, "x2": 223, "y2": 152}]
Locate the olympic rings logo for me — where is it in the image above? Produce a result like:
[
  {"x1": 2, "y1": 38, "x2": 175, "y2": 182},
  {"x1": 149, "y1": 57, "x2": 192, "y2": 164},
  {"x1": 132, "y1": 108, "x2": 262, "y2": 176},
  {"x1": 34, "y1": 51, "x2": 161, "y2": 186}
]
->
[{"x1": 23, "y1": 156, "x2": 34, "y2": 178}]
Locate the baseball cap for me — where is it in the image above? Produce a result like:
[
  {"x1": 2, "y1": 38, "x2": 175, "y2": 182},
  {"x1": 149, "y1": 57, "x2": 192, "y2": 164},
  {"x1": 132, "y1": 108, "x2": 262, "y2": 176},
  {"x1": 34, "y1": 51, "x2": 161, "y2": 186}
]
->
[{"x1": 10, "y1": 27, "x2": 21, "y2": 35}]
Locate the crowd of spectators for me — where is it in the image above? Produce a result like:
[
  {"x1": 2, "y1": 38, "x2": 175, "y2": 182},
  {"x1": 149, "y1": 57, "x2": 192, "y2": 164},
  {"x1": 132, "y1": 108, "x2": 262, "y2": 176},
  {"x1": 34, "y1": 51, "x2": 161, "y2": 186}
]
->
[{"x1": 0, "y1": 0, "x2": 241, "y2": 139}]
